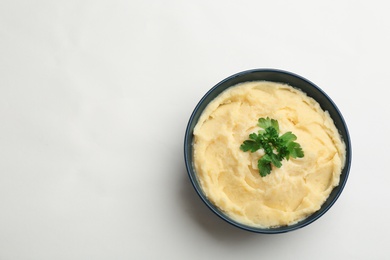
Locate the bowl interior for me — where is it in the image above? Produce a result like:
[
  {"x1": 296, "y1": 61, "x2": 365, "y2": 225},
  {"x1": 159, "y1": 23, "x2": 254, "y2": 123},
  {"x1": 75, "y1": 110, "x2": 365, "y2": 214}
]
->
[{"x1": 184, "y1": 69, "x2": 351, "y2": 233}]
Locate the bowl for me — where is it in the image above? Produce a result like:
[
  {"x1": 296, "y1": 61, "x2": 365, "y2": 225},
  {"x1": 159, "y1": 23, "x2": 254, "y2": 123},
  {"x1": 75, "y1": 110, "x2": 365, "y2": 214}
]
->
[{"x1": 184, "y1": 68, "x2": 351, "y2": 234}]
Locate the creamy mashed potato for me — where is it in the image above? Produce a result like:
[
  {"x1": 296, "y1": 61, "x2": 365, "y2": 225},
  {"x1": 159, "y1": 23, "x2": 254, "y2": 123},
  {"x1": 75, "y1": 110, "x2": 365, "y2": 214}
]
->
[{"x1": 193, "y1": 81, "x2": 346, "y2": 228}]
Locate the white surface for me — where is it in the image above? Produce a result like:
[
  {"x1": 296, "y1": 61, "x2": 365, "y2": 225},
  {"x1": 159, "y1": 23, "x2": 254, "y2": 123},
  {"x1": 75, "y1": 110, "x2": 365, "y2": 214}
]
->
[{"x1": 0, "y1": 0, "x2": 389, "y2": 259}]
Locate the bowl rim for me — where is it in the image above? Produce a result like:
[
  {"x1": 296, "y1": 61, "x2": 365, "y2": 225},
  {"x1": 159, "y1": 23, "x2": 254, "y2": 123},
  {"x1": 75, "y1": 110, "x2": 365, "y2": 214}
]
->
[{"x1": 184, "y1": 68, "x2": 352, "y2": 234}]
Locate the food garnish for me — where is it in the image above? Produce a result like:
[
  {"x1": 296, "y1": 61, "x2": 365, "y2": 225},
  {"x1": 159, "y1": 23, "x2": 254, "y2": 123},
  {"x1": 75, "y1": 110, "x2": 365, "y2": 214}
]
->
[{"x1": 240, "y1": 117, "x2": 304, "y2": 177}]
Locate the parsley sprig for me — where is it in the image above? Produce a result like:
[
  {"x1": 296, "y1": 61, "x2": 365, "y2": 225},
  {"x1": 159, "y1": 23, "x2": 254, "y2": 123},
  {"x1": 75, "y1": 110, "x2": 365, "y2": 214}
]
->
[{"x1": 240, "y1": 117, "x2": 304, "y2": 177}]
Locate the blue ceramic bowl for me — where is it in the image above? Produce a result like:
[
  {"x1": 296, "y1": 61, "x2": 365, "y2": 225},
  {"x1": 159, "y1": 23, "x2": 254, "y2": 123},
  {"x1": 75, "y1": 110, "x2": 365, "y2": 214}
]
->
[{"x1": 184, "y1": 69, "x2": 351, "y2": 234}]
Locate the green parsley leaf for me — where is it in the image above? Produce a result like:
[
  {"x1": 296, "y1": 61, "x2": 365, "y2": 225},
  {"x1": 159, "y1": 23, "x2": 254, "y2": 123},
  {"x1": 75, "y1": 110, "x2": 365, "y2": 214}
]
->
[
  {"x1": 240, "y1": 117, "x2": 304, "y2": 176},
  {"x1": 258, "y1": 155, "x2": 272, "y2": 177},
  {"x1": 240, "y1": 140, "x2": 261, "y2": 152},
  {"x1": 270, "y1": 153, "x2": 282, "y2": 168},
  {"x1": 279, "y1": 131, "x2": 297, "y2": 144},
  {"x1": 287, "y1": 142, "x2": 304, "y2": 158},
  {"x1": 249, "y1": 133, "x2": 258, "y2": 141},
  {"x1": 258, "y1": 117, "x2": 279, "y2": 134}
]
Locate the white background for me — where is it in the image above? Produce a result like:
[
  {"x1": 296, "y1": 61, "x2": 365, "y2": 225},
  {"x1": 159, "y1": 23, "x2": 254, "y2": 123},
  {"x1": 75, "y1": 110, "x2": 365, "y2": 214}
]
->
[{"x1": 0, "y1": 0, "x2": 389, "y2": 259}]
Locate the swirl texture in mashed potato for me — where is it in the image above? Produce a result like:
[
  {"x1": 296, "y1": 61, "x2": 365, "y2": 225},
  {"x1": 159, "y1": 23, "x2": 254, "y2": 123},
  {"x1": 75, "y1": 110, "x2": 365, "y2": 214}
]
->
[{"x1": 193, "y1": 81, "x2": 346, "y2": 228}]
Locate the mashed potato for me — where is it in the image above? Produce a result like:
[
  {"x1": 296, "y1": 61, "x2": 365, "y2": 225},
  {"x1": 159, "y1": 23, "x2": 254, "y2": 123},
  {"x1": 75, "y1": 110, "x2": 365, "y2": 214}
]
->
[{"x1": 193, "y1": 81, "x2": 346, "y2": 228}]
